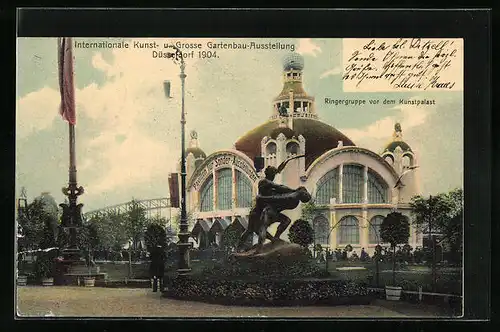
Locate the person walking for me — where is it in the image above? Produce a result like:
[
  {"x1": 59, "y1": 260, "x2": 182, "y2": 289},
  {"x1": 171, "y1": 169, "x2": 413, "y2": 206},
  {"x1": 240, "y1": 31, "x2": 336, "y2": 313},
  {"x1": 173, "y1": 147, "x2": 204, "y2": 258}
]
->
[{"x1": 149, "y1": 245, "x2": 165, "y2": 292}]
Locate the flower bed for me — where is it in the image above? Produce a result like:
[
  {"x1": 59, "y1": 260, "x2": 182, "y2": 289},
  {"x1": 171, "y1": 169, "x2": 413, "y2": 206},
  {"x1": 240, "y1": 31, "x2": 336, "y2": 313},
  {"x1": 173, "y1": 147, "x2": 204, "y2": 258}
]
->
[{"x1": 163, "y1": 276, "x2": 372, "y2": 306}]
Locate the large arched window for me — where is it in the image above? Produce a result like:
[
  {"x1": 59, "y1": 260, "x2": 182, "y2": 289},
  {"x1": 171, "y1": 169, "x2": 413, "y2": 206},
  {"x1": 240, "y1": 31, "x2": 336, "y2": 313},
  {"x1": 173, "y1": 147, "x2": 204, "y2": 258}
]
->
[
  {"x1": 313, "y1": 216, "x2": 329, "y2": 245},
  {"x1": 286, "y1": 142, "x2": 299, "y2": 155},
  {"x1": 368, "y1": 170, "x2": 388, "y2": 203},
  {"x1": 266, "y1": 142, "x2": 277, "y2": 155},
  {"x1": 236, "y1": 170, "x2": 252, "y2": 208},
  {"x1": 217, "y1": 168, "x2": 232, "y2": 210},
  {"x1": 316, "y1": 168, "x2": 339, "y2": 205},
  {"x1": 337, "y1": 216, "x2": 359, "y2": 244},
  {"x1": 402, "y1": 154, "x2": 413, "y2": 168},
  {"x1": 369, "y1": 215, "x2": 384, "y2": 244},
  {"x1": 342, "y1": 165, "x2": 364, "y2": 203},
  {"x1": 200, "y1": 177, "x2": 214, "y2": 212}
]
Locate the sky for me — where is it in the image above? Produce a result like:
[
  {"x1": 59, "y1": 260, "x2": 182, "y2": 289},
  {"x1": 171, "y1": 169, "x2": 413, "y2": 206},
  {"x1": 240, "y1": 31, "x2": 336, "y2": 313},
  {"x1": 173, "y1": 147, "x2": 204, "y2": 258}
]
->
[{"x1": 16, "y1": 38, "x2": 463, "y2": 212}]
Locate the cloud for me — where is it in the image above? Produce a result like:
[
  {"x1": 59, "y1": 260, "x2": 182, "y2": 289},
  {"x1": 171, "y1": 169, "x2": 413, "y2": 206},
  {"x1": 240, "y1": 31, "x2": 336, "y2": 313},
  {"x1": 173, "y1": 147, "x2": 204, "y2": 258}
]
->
[
  {"x1": 320, "y1": 67, "x2": 342, "y2": 79},
  {"x1": 340, "y1": 96, "x2": 433, "y2": 151},
  {"x1": 16, "y1": 38, "x2": 285, "y2": 210},
  {"x1": 16, "y1": 87, "x2": 60, "y2": 139},
  {"x1": 297, "y1": 39, "x2": 322, "y2": 57}
]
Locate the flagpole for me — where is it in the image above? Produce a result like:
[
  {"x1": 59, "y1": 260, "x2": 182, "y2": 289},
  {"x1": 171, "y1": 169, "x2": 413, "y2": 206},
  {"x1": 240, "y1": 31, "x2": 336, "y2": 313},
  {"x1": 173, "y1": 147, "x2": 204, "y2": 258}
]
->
[{"x1": 58, "y1": 37, "x2": 84, "y2": 262}]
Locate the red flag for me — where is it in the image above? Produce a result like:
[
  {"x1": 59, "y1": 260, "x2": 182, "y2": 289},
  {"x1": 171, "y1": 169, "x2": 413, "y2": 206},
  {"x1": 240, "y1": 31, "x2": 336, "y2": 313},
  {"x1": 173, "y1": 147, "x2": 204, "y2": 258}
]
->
[
  {"x1": 58, "y1": 37, "x2": 76, "y2": 125},
  {"x1": 169, "y1": 173, "x2": 180, "y2": 208}
]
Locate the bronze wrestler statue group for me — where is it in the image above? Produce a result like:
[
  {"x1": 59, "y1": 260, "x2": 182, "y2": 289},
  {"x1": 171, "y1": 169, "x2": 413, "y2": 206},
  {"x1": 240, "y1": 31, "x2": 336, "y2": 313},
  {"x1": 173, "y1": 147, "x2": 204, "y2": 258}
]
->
[{"x1": 237, "y1": 157, "x2": 312, "y2": 254}]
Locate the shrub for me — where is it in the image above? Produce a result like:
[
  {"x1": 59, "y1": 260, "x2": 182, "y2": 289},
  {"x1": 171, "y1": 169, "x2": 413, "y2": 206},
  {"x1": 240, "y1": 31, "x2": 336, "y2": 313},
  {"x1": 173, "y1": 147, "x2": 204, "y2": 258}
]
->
[
  {"x1": 145, "y1": 223, "x2": 167, "y2": 252},
  {"x1": 164, "y1": 277, "x2": 370, "y2": 306},
  {"x1": 288, "y1": 219, "x2": 314, "y2": 248},
  {"x1": 380, "y1": 212, "x2": 410, "y2": 286},
  {"x1": 34, "y1": 254, "x2": 54, "y2": 279}
]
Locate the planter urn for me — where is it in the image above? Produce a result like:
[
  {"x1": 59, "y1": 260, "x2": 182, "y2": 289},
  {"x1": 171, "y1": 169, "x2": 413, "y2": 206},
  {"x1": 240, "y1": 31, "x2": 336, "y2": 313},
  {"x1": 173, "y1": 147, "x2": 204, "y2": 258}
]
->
[
  {"x1": 83, "y1": 277, "x2": 95, "y2": 287},
  {"x1": 385, "y1": 285, "x2": 402, "y2": 301},
  {"x1": 17, "y1": 275, "x2": 28, "y2": 286},
  {"x1": 42, "y1": 277, "x2": 54, "y2": 286}
]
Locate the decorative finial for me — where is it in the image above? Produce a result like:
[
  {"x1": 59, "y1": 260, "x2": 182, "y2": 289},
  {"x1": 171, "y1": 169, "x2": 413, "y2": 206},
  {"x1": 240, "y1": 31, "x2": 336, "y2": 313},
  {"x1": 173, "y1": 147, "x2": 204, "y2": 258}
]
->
[
  {"x1": 189, "y1": 130, "x2": 199, "y2": 148},
  {"x1": 283, "y1": 52, "x2": 305, "y2": 71},
  {"x1": 393, "y1": 123, "x2": 403, "y2": 141},
  {"x1": 20, "y1": 187, "x2": 27, "y2": 199},
  {"x1": 395, "y1": 123, "x2": 402, "y2": 133}
]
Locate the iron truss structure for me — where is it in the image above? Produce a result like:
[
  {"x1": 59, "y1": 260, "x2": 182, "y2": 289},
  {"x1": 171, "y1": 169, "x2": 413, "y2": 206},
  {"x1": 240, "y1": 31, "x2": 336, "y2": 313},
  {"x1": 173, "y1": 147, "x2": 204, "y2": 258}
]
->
[{"x1": 83, "y1": 197, "x2": 173, "y2": 221}]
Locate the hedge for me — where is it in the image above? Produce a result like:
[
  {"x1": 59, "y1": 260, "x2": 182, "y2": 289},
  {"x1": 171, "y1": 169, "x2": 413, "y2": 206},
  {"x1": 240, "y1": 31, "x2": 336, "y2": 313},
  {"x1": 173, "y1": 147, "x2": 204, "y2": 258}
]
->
[{"x1": 163, "y1": 276, "x2": 371, "y2": 306}]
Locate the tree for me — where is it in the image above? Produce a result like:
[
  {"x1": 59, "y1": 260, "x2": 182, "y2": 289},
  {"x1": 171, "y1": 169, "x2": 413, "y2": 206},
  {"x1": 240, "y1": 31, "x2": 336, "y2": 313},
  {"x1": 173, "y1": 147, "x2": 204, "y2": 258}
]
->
[
  {"x1": 221, "y1": 225, "x2": 242, "y2": 253},
  {"x1": 17, "y1": 199, "x2": 46, "y2": 251},
  {"x1": 171, "y1": 210, "x2": 196, "y2": 233},
  {"x1": 301, "y1": 201, "x2": 319, "y2": 222},
  {"x1": 410, "y1": 190, "x2": 462, "y2": 236},
  {"x1": 145, "y1": 223, "x2": 167, "y2": 253},
  {"x1": 124, "y1": 199, "x2": 148, "y2": 251},
  {"x1": 380, "y1": 212, "x2": 410, "y2": 286},
  {"x1": 410, "y1": 188, "x2": 464, "y2": 285},
  {"x1": 18, "y1": 197, "x2": 60, "y2": 251},
  {"x1": 288, "y1": 219, "x2": 314, "y2": 248},
  {"x1": 78, "y1": 221, "x2": 100, "y2": 268},
  {"x1": 148, "y1": 215, "x2": 167, "y2": 227},
  {"x1": 85, "y1": 211, "x2": 128, "y2": 255}
]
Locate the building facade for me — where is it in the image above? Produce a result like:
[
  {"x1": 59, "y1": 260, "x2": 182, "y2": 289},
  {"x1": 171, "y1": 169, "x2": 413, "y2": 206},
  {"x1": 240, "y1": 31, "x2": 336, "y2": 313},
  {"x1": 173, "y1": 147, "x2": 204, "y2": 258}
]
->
[{"x1": 179, "y1": 53, "x2": 422, "y2": 255}]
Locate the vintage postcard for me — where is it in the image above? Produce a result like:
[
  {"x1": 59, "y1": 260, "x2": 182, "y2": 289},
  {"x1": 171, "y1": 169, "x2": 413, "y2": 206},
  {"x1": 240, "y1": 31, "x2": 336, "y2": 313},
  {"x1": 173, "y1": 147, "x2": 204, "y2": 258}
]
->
[{"x1": 16, "y1": 36, "x2": 464, "y2": 318}]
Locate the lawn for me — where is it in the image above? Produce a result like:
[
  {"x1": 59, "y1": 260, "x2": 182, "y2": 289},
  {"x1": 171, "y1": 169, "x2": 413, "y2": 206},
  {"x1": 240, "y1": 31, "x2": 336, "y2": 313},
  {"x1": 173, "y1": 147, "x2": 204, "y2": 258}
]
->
[
  {"x1": 20, "y1": 258, "x2": 462, "y2": 295},
  {"x1": 314, "y1": 261, "x2": 462, "y2": 295}
]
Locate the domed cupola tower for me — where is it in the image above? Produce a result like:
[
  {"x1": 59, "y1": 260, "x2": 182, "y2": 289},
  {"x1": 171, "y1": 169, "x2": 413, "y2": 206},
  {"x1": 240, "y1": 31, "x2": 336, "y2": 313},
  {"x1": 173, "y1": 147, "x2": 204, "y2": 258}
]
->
[
  {"x1": 234, "y1": 52, "x2": 355, "y2": 179},
  {"x1": 381, "y1": 123, "x2": 416, "y2": 175},
  {"x1": 272, "y1": 52, "x2": 317, "y2": 125},
  {"x1": 381, "y1": 123, "x2": 420, "y2": 202},
  {"x1": 182, "y1": 130, "x2": 207, "y2": 182}
]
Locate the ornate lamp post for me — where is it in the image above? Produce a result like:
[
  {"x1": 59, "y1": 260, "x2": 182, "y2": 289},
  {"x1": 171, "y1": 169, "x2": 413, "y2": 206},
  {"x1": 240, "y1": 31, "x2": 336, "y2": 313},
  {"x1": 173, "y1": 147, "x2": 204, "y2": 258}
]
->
[
  {"x1": 163, "y1": 45, "x2": 191, "y2": 276},
  {"x1": 57, "y1": 37, "x2": 85, "y2": 263},
  {"x1": 59, "y1": 122, "x2": 85, "y2": 261}
]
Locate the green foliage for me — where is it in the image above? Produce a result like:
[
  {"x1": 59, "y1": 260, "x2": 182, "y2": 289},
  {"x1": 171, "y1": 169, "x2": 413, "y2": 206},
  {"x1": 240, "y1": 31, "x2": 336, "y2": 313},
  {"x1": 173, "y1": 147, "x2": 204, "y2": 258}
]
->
[
  {"x1": 79, "y1": 221, "x2": 100, "y2": 251},
  {"x1": 34, "y1": 253, "x2": 54, "y2": 279},
  {"x1": 301, "y1": 201, "x2": 319, "y2": 222},
  {"x1": 221, "y1": 225, "x2": 242, "y2": 251},
  {"x1": 166, "y1": 278, "x2": 368, "y2": 305},
  {"x1": 314, "y1": 244, "x2": 323, "y2": 252},
  {"x1": 380, "y1": 212, "x2": 410, "y2": 248},
  {"x1": 410, "y1": 188, "x2": 463, "y2": 256},
  {"x1": 124, "y1": 199, "x2": 148, "y2": 250},
  {"x1": 288, "y1": 219, "x2": 314, "y2": 248},
  {"x1": 17, "y1": 199, "x2": 53, "y2": 251},
  {"x1": 145, "y1": 223, "x2": 167, "y2": 252},
  {"x1": 380, "y1": 212, "x2": 410, "y2": 286},
  {"x1": 87, "y1": 211, "x2": 128, "y2": 252},
  {"x1": 171, "y1": 210, "x2": 196, "y2": 233}
]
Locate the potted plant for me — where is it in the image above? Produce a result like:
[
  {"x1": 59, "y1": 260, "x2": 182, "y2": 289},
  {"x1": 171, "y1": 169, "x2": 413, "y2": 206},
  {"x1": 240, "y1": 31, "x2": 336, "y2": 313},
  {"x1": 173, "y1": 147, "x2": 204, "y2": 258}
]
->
[
  {"x1": 17, "y1": 253, "x2": 28, "y2": 286},
  {"x1": 35, "y1": 253, "x2": 54, "y2": 286},
  {"x1": 83, "y1": 248, "x2": 96, "y2": 287},
  {"x1": 380, "y1": 212, "x2": 410, "y2": 301}
]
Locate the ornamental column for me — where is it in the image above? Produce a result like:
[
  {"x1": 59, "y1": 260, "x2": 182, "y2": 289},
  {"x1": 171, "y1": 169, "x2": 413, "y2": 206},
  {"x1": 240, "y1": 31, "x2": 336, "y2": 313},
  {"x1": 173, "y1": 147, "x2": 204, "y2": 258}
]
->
[
  {"x1": 329, "y1": 201, "x2": 338, "y2": 250},
  {"x1": 212, "y1": 164, "x2": 217, "y2": 211},
  {"x1": 363, "y1": 166, "x2": 369, "y2": 204},
  {"x1": 361, "y1": 208, "x2": 369, "y2": 249},
  {"x1": 275, "y1": 133, "x2": 287, "y2": 184},
  {"x1": 231, "y1": 164, "x2": 237, "y2": 211},
  {"x1": 338, "y1": 164, "x2": 344, "y2": 203}
]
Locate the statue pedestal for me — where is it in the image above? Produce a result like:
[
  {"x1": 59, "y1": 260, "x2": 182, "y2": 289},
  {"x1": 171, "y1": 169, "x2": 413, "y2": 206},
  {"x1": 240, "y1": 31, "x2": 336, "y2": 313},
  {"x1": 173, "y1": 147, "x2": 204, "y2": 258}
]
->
[
  {"x1": 232, "y1": 239, "x2": 306, "y2": 259},
  {"x1": 223, "y1": 240, "x2": 322, "y2": 280},
  {"x1": 163, "y1": 240, "x2": 372, "y2": 306}
]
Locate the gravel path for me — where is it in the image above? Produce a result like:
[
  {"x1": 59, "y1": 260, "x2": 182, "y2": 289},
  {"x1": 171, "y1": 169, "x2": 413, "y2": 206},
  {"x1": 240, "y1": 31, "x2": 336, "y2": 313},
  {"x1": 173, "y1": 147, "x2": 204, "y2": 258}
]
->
[{"x1": 17, "y1": 286, "x2": 417, "y2": 318}]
